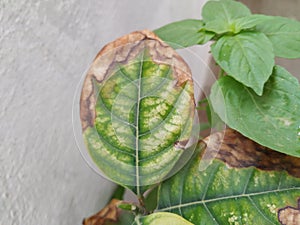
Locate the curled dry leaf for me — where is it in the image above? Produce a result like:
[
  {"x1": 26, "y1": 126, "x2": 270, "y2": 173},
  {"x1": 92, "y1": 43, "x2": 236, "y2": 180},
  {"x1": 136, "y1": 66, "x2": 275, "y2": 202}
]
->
[
  {"x1": 203, "y1": 128, "x2": 300, "y2": 178},
  {"x1": 83, "y1": 199, "x2": 122, "y2": 225}
]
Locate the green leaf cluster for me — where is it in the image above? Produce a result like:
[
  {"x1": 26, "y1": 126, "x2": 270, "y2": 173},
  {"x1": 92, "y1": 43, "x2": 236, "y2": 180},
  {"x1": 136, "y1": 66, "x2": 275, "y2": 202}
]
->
[{"x1": 155, "y1": 0, "x2": 300, "y2": 157}]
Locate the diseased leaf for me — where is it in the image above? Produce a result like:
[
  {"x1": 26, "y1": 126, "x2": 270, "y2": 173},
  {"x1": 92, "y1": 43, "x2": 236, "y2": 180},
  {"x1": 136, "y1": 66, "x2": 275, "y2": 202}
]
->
[
  {"x1": 157, "y1": 129, "x2": 300, "y2": 225},
  {"x1": 210, "y1": 65, "x2": 300, "y2": 157},
  {"x1": 80, "y1": 30, "x2": 195, "y2": 195},
  {"x1": 256, "y1": 16, "x2": 300, "y2": 58},
  {"x1": 202, "y1": 0, "x2": 251, "y2": 34},
  {"x1": 211, "y1": 32, "x2": 274, "y2": 95},
  {"x1": 154, "y1": 19, "x2": 214, "y2": 49},
  {"x1": 135, "y1": 212, "x2": 193, "y2": 225}
]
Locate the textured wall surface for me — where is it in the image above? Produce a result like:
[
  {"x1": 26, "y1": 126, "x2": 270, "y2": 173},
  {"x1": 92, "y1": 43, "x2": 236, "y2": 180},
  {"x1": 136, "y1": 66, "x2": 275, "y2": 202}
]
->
[
  {"x1": 1, "y1": 0, "x2": 299, "y2": 225},
  {"x1": 0, "y1": 1, "x2": 208, "y2": 224}
]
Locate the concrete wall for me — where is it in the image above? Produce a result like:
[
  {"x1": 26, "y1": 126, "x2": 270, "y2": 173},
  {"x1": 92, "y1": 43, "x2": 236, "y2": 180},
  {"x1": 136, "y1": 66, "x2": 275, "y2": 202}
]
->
[{"x1": 1, "y1": 0, "x2": 299, "y2": 225}]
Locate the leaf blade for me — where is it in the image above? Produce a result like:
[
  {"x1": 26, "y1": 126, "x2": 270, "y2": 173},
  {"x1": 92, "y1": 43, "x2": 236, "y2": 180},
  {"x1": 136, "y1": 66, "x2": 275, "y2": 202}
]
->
[
  {"x1": 136, "y1": 212, "x2": 193, "y2": 225},
  {"x1": 211, "y1": 32, "x2": 275, "y2": 95},
  {"x1": 202, "y1": 0, "x2": 251, "y2": 34},
  {"x1": 157, "y1": 129, "x2": 300, "y2": 224},
  {"x1": 154, "y1": 19, "x2": 214, "y2": 49},
  {"x1": 256, "y1": 16, "x2": 300, "y2": 58},
  {"x1": 80, "y1": 30, "x2": 195, "y2": 194},
  {"x1": 202, "y1": 0, "x2": 251, "y2": 23},
  {"x1": 210, "y1": 65, "x2": 300, "y2": 157}
]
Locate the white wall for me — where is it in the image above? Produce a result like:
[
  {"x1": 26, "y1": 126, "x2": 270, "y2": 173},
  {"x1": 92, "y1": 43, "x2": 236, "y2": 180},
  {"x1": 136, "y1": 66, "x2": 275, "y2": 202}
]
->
[{"x1": 0, "y1": 1, "x2": 208, "y2": 224}]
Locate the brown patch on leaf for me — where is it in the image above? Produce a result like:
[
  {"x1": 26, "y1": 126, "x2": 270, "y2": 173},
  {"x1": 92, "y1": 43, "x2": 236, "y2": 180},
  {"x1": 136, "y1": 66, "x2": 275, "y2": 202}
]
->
[
  {"x1": 83, "y1": 199, "x2": 121, "y2": 225},
  {"x1": 80, "y1": 30, "x2": 193, "y2": 131},
  {"x1": 202, "y1": 128, "x2": 300, "y2": 178},
  {"x1": 278, "y1": 198, "x2": 300, "y2": 225}
]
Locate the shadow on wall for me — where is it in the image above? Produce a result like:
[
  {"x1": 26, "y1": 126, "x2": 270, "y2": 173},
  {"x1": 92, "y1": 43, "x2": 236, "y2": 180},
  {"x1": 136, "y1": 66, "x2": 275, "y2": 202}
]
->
[{"x1": 239, "y1": 0, "x2": 300, "y2": 80}]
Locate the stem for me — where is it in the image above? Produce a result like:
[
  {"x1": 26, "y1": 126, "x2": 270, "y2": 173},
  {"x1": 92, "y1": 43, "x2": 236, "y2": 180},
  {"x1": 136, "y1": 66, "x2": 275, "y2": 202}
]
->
[
  {"x1": 218, "y1": 67, "x2": 226, "y2": 78},
  {"x1": 110, "y1": 185, "x2": 125, "y2": 200},
  {"x1": 138, "y1": 194, "x2": 145, "y2": 208}
]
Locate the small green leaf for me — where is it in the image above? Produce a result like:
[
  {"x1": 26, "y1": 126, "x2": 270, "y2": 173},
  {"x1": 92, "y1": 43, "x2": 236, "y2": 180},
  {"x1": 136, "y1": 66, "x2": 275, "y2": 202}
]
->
[
  {"x1": 210, "y1": 65, "x2": 300, "y2": 157},
  {"x1": 202, "y1": 0, "x2": 251, "y2": 22},
  {"x1": 80, "y1": 30, "x2": 195, "y2": 195},
  {"x1": 202, "y1": 0, "x2": 251, "y2": 34},
  {"x1": 211, "y1": 32, "x2": 274, "y2": 95},
  {"x1": 154, "y1": 19, "x2": 214, "y2": 49},
  {"x1": 256, "y1": 16, "x2": 300, "y2": 58},
  {"x1": 204, "y1": 20, "x2": 234, "y2": 34},
  {"x1": 233, "y1": 14, "x2": 272, "y2": 32},
  {"x1": 157, "y1": 130, "x2": 300, "y2": 224},
  {"x1": 136, "y1": 212, "x2": 193, "y2": 225}
]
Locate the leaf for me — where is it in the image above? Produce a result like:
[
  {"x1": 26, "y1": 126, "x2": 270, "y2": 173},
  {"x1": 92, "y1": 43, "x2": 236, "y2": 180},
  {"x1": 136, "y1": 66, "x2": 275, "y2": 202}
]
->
[
  {"x1": 202, "y1": 0, "x2": 251, "y2": 34},
  {"x1": 157, "y1": 129, "x2": 300, "y2": 224},
  {"x1": 210, "y1": 65, "x2": 300, "y2": 157},
  {"x1": 202, "y1": 0, "x2": 251, "y2": 23},
  {"x1": 80, "y1": 30, "x2": 195, "y2": 195},
  {"x1": 233, "y1": 14, "x2": 272, "y2": 33},
  {"x1": 83, "y1": 199, "x2": 134, "y2": 225},
  {"x1": 211, "y1": 32, "x2": 274, "y2": 95},
  {"x1": 256, "y1": 16, "x2": 300, "y2": 58},
  {"x1": 135, "y1": 212, "x2": 193, "y2": 225},
  {"x1": 154, "y1": 19, "x2": 214, "y2": 49}
]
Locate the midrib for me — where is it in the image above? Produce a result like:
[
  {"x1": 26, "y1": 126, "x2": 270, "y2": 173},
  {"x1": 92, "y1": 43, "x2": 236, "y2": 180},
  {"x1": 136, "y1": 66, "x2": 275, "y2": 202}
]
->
[{"x1": 135, "y1": 51, "x2": 144, "y2": 196}]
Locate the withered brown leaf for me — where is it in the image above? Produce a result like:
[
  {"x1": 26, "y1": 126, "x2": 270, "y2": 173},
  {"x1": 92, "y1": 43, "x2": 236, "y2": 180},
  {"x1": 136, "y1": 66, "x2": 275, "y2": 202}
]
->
[{"x1": 83, "y1": 199, "x2": 121, "y2": 225}]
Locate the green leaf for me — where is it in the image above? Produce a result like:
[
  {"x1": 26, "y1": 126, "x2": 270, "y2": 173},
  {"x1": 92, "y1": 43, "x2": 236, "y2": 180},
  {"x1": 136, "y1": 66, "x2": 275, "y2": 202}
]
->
[
  {"x1": 233, "y1": 14, "x2": 272, "y2": 33},
  {"x1": 135, "y1": 212, "x2": 193, "y2": 225},
  {"x1": 256, "y1": 16, "x2": 300, "y2": 58},
  {"x1": 154, "y1": 19, "x2": 214, "y2": 49},
  {"x1": 211, "y1": 32, "x2": 274, "y2": 95},
  {"x1": 210, "y1": 65, "x2": 300, "y2": 157},
  {"x1": 103, "y1": 209, "x2": 193, "y2": 225},
  {"x1": 157, "y1": 130, "x2": 300, "y2": 224},
  {"x1": 202, "y1": 0, "x2": 251, "y2": 22},
  {"x1": 80, "y1": 30, "x2": 195, "y2": 195},
  {"x1": 202, "y1": 0, "x2": 251, "y2": 34}
]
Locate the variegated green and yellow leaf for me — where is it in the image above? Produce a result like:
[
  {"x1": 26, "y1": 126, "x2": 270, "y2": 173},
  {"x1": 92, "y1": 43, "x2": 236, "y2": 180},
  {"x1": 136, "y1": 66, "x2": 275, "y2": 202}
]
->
[{"x1": 80, "y1": 30, "x2": 195, "y2": 195}]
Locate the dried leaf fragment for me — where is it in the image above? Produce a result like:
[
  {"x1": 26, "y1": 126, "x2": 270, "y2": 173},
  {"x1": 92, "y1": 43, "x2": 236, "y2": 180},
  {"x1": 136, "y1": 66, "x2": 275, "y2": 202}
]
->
[
  {"x1": 83, "y1": 199, "x2": 121, "y2": 225},
  {"x1": 278, "y1": 198, "x2": 300, "y2": 225},
  {"x1": 203, "y1": 128, "x2": 300, "y2": 178}
]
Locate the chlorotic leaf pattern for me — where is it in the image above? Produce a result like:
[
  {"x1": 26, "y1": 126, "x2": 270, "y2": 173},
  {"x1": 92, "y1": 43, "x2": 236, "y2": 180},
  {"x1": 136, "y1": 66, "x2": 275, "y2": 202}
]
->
[
  {"x1": 80, "y1": 30, "x2": 195, "y2": 195},
  {"x1": 157, "y1": 128, "x2": 300, "y2": 225}
]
